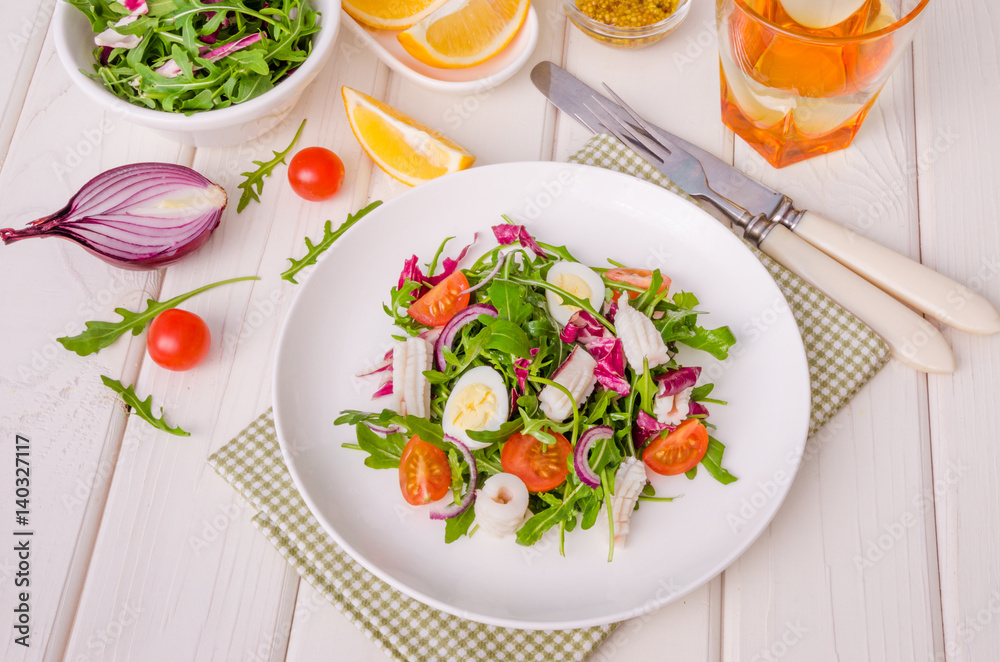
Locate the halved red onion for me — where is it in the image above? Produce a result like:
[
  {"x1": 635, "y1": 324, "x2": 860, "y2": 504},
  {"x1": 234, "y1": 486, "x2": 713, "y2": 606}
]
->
[
  {"x1": 430, "y1": 435, "x2": 478, "y2": 520},
  {"x1": 433, "y1": 303, "x2": 498, "y2": 371},
  {"x1": 1, "y1": 163, "x2": 226, "y2": 270},
  {"x1": 460, "y1": 251, "x2": 507, "y2": 295},
  {"x1": 575, "y1": 426, "x2": 613, "y2": 488}
]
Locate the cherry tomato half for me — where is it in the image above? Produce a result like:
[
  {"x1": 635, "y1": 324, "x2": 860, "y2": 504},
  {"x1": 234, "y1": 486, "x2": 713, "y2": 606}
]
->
[
  {"x1": 500, "y1": 431, "x2": 572, "y2": 492},
  {"x1": 407, "y1": 271, "x2": 471, "y2": 327},
  {"x1": 287, "y1": 147, "x2": 345, "y2": 201},
  {"x1": 605, "y1": 268, "x2": 671, "y2": 303},
  {"x1": 642, "y1": 418, "x2": 709, "y2": 476},
  {"x1": 146, "y1": 308, "x2": 211, "y2": 371},
  {"x1": 399, "y1": 435, "x2": 452, "y2": 505}
]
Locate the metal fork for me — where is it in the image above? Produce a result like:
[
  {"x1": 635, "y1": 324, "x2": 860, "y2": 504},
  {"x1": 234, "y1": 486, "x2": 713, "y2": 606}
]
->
[{"x1": 585, "y1": 85, "x2": 779, "y2": 248}]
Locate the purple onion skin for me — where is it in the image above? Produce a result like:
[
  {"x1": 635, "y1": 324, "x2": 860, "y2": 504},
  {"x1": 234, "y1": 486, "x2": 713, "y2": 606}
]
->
[{"x1": 1, "y1": 163, "x2": 227, "y2": 271}]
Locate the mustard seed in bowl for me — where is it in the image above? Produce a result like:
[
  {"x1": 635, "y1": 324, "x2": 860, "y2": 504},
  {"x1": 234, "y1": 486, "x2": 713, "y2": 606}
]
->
[
  {"x1": 564, "y1": 0, "x2": 690, "y2": 48},
  {"x1": 576, "y1": 0, "x2": 678, "y2": 28}
]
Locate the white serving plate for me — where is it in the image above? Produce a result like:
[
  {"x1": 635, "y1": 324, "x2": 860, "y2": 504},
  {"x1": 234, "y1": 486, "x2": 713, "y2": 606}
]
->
[{"x1": 273, "y1": 162, "x2": 811, "y2": 629}]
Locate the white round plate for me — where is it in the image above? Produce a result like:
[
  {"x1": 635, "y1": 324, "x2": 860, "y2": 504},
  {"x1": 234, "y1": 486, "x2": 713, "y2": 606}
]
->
[
  {"x1": 273, "y1": 162, "x2": 811, "y2": 630},
  {"x1": 340, "y1": 8, "x2": 538, "y2": 94}
]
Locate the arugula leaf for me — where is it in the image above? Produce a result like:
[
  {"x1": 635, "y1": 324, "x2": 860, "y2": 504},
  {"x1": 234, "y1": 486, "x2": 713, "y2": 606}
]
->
[
  {"x1": 237, "y1": 119, "x2": 306, "y2": 213},
  {"x1": 58, "y1": 276, "x2": 259, "y2": 356},
  {"x1": 101, "y1": 376, "x2": 189, "y2": 437},
  {"x1": 635, "y1": 359, "x2": 657, "y2": 415},
  {"x1": 691, "y1": 383, "x2": 714, "y2": 401},
  {"x1": 444, "y1": 501, "x2": 477, "y2": 543},
  {"x1": 353, "y1": 425, "x2": 406, "y2": 469},
  {"x1": 487, "y1": 280, "x2": 532, "y2": 325},
  {"x1": 681, "y1": 326, "x2": 738, "y2": 360},
  {"x1": 482, "y1": 318, "x2": 532, "y2": 359},
  {"x1": 282, "y1": 201, "x2": 384, "y2": 283},
  {"x1": 701, "y1": 437, "x2": 738, "y2": 485},
  {"x1": 467, "y1": 419, "x2": 524, "y2": 445},
  {"x1": 516, "y1": 484, "x2": 586, "y2": 546}
]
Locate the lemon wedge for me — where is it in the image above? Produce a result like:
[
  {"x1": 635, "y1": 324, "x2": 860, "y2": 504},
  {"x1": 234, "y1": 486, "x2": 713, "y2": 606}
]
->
[
  {"x1": 342, "y1": 0, "x2": 450, "y2": 30},
  {"x1": 342, "y1": 87, "x2": 476, "y2": 186},
  {"x1": 397, "y1": 0, "x2": 530, "y2": 69}
]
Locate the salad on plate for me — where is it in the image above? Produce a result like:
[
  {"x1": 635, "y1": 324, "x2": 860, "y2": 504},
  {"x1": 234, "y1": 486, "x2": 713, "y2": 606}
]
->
[{"x1": 336, "y1": 220, "x2": 739, "y2": 560}]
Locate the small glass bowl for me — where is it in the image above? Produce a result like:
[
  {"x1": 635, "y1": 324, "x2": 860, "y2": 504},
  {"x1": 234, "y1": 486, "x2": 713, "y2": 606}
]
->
[{"x1": 564, "y1": 0, "x2": 691, "y2": 49}]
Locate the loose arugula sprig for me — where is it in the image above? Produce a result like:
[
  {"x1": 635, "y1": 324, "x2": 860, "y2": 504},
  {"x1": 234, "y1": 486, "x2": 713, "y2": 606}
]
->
[
  {"x1": 237, "y1": 119, "x2": 306, "y2": 213},
  {"x1": 282, "y1": 201, "x2": 383, "y2": 283},
  {"x1": 66, "y1": 0, "x2": 320, "y2": 114},
  {"x1": 101, "y1": 376, "x2": 190, "y2": 436},
  {"x1": 58, "y1": 276, "x2": 259, "y2": 356}
]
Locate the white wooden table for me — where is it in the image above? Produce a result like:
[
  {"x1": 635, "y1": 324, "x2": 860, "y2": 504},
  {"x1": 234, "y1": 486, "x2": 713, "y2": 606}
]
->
[{"x1": 2, "y1": 0, "x2": 998, "y2": 660}]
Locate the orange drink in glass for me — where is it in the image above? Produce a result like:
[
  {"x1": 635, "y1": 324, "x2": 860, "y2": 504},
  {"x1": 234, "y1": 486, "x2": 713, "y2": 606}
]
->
[{"x1": 717, "y1": 0, "x2": 930, "y2": 168}]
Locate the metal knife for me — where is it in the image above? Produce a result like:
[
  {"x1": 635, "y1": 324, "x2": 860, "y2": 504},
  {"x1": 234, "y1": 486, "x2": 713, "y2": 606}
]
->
[
  {"x1": 531, "y1": 61, "x2": 957, "y2": 373},
  {"x1": 531, "y1": 61, "x2": 1000, "y2": 337}
]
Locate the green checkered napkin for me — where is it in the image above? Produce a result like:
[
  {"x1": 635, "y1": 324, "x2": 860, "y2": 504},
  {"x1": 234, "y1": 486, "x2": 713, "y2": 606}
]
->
[{"x1": 208, "y1": 135, "x2": 890, "y2": 662}]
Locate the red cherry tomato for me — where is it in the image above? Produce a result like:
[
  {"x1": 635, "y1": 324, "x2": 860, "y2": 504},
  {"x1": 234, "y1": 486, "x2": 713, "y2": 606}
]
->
[
  {"x1": 500, "y1": 431, "x2": 572, "y2": 492},
  {"x1": 605, "y1": 268, "x2": 671, "y2": 303},
  {"x1": 146, "y1": 308, "x2": 211, "y2": 371},
  {"x1": 287, "y1": 147, "x2": 345, "y2": 201},
  {"x1": 407, "y1": 271, "x2": 471, "y2": 327},
  {"x1": 399, "y1": 435, "x2": 452, "y2": 505},
  {"x1": 642, "y1": 418, "x2": 709, "y2": 475}
]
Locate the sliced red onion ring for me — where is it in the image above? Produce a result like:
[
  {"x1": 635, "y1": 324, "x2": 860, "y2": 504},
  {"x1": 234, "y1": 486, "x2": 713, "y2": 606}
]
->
[
  {"x1": 364, "y1": 422, "x2": 404, "y2": 435},
  {"x1": 430, "y1": 435, "x2": 478, "y2": 520},
  {"x1": 460, "y1": 251, "x2": 507, "y2": 295},
  {"x1": 371, "y1": 381, "x2": 393, "y2": 399},
  {"x1": 575, "y1": 426, "x2": 613, "y2": 488},
  {"x1": 356, "y1": 349, "x2": 393, "y2": 377},
  {"x1": 433, "y1": 303, "x2": 498, "y2": 371}
]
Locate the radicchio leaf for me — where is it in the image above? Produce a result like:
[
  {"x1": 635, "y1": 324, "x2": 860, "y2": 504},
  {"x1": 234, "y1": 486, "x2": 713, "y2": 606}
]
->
[
  {"x1": 514, "y1": 348, "x2": 539, "y2": 393},
  {"x1": 560, "y1": 310, "x2": 607, "y2": 345},
  {"x1": 656, "y1": 367, "x2": 701, "y2": 396},
  {"x1": 688, "y1": 401, "x2": 710, "y2": 418},
  {"x1": 634, "y1": 410, "x2": 672, "y2": 447},
  {"x1": 587, "y1": 337, "x2": 629, "y2": 396},
  {"x1": 491, "y1": 224, "x2": 547, "y2": 258}
]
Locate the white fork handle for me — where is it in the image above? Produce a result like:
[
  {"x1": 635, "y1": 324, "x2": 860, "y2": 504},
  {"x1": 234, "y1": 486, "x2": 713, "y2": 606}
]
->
[
  {"x1": 793, "y1": 211, "x2": 1000, "y2": 335},
  {"x1": 759, "y1": 225, "x2": 955, "y2": 374}
]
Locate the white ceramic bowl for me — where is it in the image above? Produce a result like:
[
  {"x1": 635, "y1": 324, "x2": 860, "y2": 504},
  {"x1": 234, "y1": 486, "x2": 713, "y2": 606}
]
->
[{"x1": 53, "y1": 0, "x2": 339, "y2": 147}]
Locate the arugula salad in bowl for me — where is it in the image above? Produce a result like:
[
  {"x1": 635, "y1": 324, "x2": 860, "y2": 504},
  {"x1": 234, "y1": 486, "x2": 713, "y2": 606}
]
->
[{"x1": 337, "y1": 219, "x2": 739, "y2": 560}]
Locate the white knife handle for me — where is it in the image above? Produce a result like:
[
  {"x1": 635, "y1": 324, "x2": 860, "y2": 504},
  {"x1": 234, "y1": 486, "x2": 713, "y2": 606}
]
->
[
  {"x1": 759, "y1": 225, "x2": 955, "y2": 374},
  {"x1": 793, "y1": 211, "x2": 1000, "y2": 335}
]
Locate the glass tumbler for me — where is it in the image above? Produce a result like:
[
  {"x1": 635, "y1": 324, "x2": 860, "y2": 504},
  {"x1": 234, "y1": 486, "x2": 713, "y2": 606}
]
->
[{"x1": 717, "y1": 0, "x2": 930, "y2": 168}]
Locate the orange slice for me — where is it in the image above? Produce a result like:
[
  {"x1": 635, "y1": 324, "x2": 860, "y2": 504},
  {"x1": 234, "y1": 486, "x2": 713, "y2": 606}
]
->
[
  {"x1": 342, "y1": 0, "x2": 449, "y2": 30},
  {"x1": 397, "y1": 0, "x2": 530, "y2": 69},
  {"x1": 342, "y1": 86, "x2": 476, "y2": 187}
]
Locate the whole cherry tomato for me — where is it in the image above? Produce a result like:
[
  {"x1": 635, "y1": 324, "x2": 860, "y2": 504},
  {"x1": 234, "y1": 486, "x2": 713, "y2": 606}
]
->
[
  {"x1": 146, "y1": 308, "x2": 211, "y2": 371},
  {"x1": 288, "y1": 147, "x2": 345, "y2": 201}
]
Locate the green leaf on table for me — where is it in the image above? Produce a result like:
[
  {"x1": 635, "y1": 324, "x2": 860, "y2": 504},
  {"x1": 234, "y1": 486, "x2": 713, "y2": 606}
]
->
[
  {"x1": 281, "y1": 201, "x2": 383, "y2": 284},
  {"x1": 57, "y1": 276, "x2": 259, "y2": 356},
  {"x1": 101, "y1": 375, "x2": 190, "y2": 437},
  {"x1": 236, "y1": 119, "x2": 306, "y2": 213}
]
